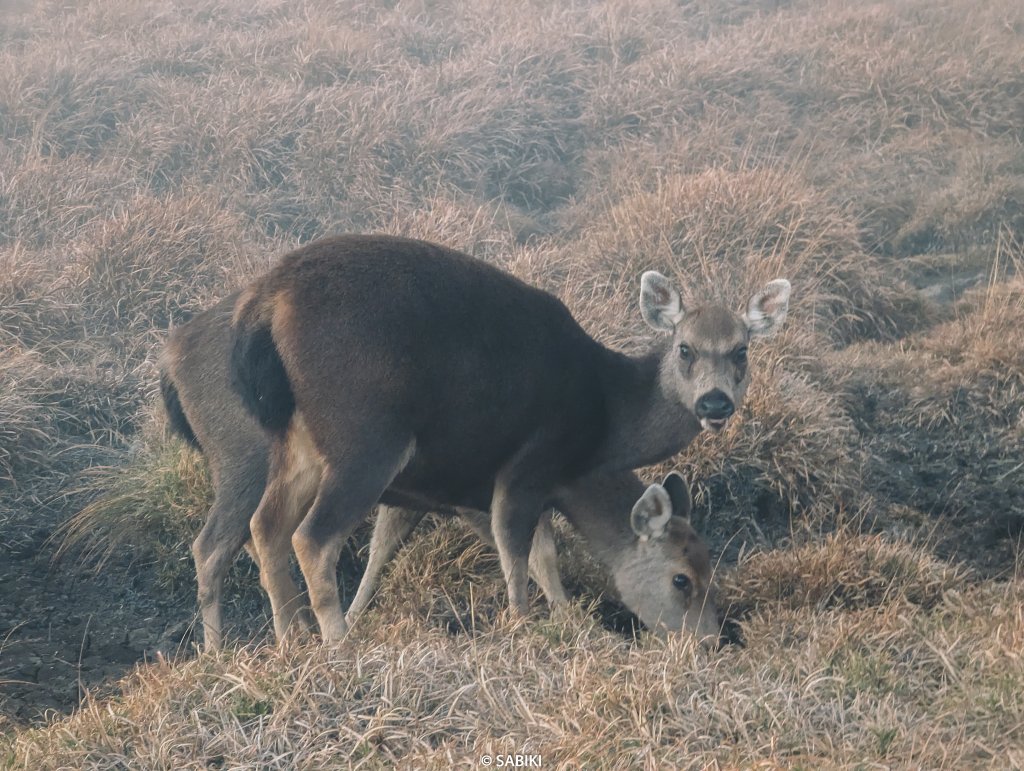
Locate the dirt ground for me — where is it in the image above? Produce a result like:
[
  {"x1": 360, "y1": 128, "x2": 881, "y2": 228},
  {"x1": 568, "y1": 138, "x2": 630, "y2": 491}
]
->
[{"x1": 0, "y1": 505, "x2": 201, "y2": 727}]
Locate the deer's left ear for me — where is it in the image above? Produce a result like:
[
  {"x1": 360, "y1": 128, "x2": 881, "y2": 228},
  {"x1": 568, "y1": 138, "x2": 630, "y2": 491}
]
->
[{"x1": 744, "y1": 279, "x2": 791, "y2": 338}]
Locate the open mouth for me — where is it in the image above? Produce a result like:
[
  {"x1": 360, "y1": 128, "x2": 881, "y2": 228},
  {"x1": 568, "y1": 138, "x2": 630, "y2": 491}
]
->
[{"x1": 701, "y1": 418, "x2": 729, "y2": 433}]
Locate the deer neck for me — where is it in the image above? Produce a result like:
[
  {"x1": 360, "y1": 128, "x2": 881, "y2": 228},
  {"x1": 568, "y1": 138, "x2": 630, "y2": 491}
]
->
[
  {"x1": 554, "y1": 471, "x2": 641, "y2": 572},
  {"x1": 591, "y1": 342, "x2": 702, "y2": 472}
]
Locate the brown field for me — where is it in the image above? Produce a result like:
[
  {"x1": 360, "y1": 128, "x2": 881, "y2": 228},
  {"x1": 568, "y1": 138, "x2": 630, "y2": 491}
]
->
[{"x1": 1, "y1": 0, "x2": 1023, "y2": 767}]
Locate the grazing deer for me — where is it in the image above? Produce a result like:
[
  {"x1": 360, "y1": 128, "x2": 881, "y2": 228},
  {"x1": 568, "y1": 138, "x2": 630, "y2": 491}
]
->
[
  {"x1": 230, "y1": 234, "x2": 789, "y2": 642},
  {"x1": 161, "y1": 294, "x2": 720, "y2": 647},
  {"x1": 347, "y1": 470, "x2": 720, "y2": 642}
]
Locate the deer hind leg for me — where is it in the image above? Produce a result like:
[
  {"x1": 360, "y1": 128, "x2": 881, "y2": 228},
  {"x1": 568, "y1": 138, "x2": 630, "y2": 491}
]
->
[
  {"x1": 292, "y1": 431, "x2": 416, "y2": 642},
  {"x1": 192, "y1": 501, "x2": 249, "y2": 652},
  {"x1": 242, "y1": 540, "x2": 315, "y2": 634},
  {"x1": 192, "y1": 468, "x2": 267, "y2": 651},
  {"x1": 345, "y1": 506, "x2": 427, "y2": 626},
  {"x1": 459, "y1": 509, "x2": 569, "y2": 608},
  {"x1": 249, "y1": 435, "x2": 322, "y2": 644}
]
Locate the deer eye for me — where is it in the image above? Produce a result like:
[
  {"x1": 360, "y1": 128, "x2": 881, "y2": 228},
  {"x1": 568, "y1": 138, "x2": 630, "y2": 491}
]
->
[
  {"x1": 672, "y1": 574, "x2": 692, "y2": 593},
  {"x1": 679, "y1": 344, "x2": 693, "y2": 361},
  {"x1": 734, "y1": 346, "x2": 748, "y2": 364}
]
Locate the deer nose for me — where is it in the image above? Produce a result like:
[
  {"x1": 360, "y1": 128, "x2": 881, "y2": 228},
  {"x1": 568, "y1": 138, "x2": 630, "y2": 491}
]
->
[{"x1": 695, "y1": 389, "x2": 735, "y2": 420}]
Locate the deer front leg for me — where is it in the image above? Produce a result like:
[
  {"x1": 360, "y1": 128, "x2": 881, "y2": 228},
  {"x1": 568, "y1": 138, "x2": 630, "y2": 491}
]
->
[
  {"x1": 346, "y1": 506, "x2": 426, "y2": 625},
  {"x1": 490, "y1": 484, "x2": 545, "y2": 618},
  {"x1": 460, "y1": 509, "x2": 568, "y2": 608},
  {"x1": 527, "y1": 512, "x2": 569, "y2": 608}
]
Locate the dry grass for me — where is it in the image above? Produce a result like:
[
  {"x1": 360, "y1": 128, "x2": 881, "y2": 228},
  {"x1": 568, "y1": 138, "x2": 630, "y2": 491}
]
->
[
  {"x1": 827, "y1": 253, "x2": 1024, "y2": 576},
  {"x1": 720, "y1": 530, "x2": 970, "y2": 617},
  {"x1": 4, "y1": 542, "x2": 1021, "y2": 769},
  {"x1": 1, "y1": 0, "x2": 1023, "y2": 765},
  {"x1": 54, "y1": 429, "x2": 214, "y2": 589}
]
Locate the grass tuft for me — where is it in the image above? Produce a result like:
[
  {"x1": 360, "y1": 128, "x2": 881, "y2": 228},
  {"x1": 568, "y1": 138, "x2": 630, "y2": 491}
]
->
[{"x1": 56, "y1": 431, "x2": 213, "y2": 592}]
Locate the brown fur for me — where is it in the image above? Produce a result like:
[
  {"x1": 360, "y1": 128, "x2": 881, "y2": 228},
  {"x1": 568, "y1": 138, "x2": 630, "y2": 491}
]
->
[
  {"x1": 230, "y1": 235, "x2": 785, "y2": 641},
  {"x1": 162, "y1": 291, "x2": 721, "y2": 647}
]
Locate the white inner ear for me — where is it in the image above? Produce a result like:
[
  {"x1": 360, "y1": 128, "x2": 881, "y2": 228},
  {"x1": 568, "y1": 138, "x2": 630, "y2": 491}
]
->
[
  {"x1": 640, "y1": 271, "x2": 684, "y2": 332},
  {"x1": 744, "y1": 278, "x2": 791, "y2": 338},
  {"x1": 631, "y1": 484, "x2": 673, "y2": 541}
]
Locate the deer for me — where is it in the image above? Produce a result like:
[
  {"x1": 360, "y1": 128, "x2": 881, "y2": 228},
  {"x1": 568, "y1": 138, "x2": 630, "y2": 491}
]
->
[
  {"x1": 229, "y1": 234, "x2": 790, "y2": 643},
  {"x1": 161, "y1": 292, "x2": 722, "y2": 648},
  {"x1": 345, "y1": 469, "x2": 715, "y2": 642}
]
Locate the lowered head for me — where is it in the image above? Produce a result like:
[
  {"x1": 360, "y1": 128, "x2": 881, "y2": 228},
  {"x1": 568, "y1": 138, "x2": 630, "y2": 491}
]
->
[{"x1": 612, "y1": 472, "x2": 721, "y2": 645}]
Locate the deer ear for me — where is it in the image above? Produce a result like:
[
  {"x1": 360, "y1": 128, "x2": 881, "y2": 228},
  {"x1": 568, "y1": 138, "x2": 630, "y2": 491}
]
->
[
  {"x1": 640, "y1": 271, "x2": 684, "y2": 332},
  {"x1": 744, "y1": 279, "x2": 791, "y2": 338},
  {"x1": 631, "y1": 483, "x2": 673, "y2": 541},
  {"x1": 661, "y1": 471, "x2": 692, "y2": 523}
]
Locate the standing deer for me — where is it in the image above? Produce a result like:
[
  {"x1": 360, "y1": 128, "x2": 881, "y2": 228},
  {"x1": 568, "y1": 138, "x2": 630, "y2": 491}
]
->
[
  {"x1": 162, "y1": 293, "x2": 722, "y2": 648},
  {"x1": 230, "y1": 234, "x2": 789, "y2": 642}
]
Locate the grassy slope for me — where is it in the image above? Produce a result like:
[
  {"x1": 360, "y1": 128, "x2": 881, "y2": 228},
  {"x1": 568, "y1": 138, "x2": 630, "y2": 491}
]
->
[{"x1": 1, "y1": 0, "x2": 1023, "y2": 767}]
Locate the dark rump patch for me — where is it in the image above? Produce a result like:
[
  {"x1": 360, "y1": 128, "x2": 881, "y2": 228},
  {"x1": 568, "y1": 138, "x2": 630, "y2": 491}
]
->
[
  {"x1": 159, "y1": 370, "x2": 201, "y2": 452},
  {"x1": 229, "y1": 315, "x2": 295, "y2": 433}
]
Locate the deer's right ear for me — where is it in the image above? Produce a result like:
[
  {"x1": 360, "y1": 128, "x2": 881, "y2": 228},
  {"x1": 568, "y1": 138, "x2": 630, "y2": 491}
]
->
[
  {"x1": 631, "y1": 483, "x2": 673, "y2": 541},
  {"x1": 640, "y1": 271, "x2": 684, "y2": 332},
  {"x1": 661, "y1": 471, "x2": 692, "y2": 523}
]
